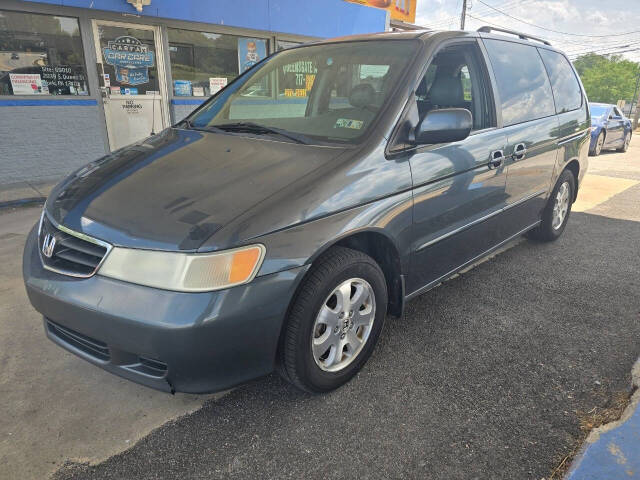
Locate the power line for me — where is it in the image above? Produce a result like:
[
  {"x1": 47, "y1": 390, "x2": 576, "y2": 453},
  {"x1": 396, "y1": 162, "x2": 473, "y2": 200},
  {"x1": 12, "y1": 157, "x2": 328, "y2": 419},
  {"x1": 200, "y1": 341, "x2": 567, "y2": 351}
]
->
[
  {"x1": 474, "y1": 0, "x2": 640, "y2": 38},
  {"x1": 466, "y1": 12, "x2": 638, "y2": 48},
  {"x1": 569, "y1": 46, "x2": 640, "y2": 60},
  {"x1": 566, "y1": 42, "x2": 640, "y2": 58}
]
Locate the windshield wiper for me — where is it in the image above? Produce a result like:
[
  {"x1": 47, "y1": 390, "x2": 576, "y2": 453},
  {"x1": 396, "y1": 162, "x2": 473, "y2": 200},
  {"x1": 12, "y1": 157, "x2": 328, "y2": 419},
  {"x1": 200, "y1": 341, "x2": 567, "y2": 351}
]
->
[
  {"x1": 214, "y1": 122, "x2": 310, "y2": 144},
  {"x1": 180, "y1": 120, "x2": 225, "y2": 134}
]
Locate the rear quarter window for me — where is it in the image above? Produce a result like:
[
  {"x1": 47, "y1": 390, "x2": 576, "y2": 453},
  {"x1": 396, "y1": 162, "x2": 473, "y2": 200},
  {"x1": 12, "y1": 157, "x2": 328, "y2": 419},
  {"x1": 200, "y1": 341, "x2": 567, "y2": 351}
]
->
[
  {"x1": 483, "y1": 39, "x2": 555, "y2": 126},
  {"x1": 538, "y1": 48, "x2": 583, "y2": 113}
]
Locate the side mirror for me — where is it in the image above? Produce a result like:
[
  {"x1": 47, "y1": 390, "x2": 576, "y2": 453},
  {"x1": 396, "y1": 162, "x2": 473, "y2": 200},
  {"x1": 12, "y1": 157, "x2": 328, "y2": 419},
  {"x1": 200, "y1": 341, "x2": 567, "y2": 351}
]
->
[{"x1": 415, "y1": 108, "x2": 472, "y2": 145}]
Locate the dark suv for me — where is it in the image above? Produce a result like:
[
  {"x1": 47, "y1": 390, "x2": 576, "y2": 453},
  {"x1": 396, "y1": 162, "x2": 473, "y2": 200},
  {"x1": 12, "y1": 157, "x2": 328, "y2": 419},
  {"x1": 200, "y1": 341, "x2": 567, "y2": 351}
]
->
[{"x1": 23, "y1": 27, "x2": 589, "y2": 394}]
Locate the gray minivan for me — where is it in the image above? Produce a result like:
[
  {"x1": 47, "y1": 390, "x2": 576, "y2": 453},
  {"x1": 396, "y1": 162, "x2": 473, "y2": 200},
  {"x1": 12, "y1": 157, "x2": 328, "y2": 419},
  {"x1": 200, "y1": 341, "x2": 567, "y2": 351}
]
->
[{"x1": 23, "y1": 27, "x2": 589, "y2": 394}]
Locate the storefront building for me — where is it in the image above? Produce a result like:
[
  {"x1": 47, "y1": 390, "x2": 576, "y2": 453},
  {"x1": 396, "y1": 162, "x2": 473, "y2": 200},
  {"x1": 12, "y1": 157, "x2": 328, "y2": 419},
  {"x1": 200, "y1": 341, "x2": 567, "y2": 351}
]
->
[{"x1": 0, "y1": 0, "x2": 388, "y2": 186}]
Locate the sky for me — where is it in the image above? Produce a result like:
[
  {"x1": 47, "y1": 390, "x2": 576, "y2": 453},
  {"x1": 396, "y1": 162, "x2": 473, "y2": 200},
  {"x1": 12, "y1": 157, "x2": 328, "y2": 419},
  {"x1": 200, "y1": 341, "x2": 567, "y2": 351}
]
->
[{"x1": 414, "y1": 0, "x2": 640, "y2": 62}]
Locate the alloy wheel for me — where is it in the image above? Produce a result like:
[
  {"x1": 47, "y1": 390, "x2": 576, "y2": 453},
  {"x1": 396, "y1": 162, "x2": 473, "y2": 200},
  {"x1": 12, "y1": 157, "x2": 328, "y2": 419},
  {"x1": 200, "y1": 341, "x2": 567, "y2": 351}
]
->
[
  {"x1": 311, "y1": 277, "x2": 376, "y2": 372},
  {"x1": 552, "y1": 181, "x2": 570, "y2": 230},
  {"x1": 596, "y1": 133, "x2": 604, "y2": 155}
]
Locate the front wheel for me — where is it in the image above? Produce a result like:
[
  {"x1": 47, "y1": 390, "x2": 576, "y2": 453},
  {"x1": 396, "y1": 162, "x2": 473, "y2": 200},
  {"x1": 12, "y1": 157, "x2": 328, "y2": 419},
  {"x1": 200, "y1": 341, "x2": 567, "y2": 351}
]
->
[
  {"x1": 278, "y1": 246, "x2": 387, "y2": 393},
  {"x1": 527, "y1": 169, "x2": 575, "y2": 242}
]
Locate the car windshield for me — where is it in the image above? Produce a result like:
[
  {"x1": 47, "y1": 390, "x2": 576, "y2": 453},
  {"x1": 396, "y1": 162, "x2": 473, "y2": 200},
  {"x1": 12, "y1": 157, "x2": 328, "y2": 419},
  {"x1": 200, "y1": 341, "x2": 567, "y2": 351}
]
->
[
  {"x1": 186, "y1": 40, "x2": 419, "y2": 145},
  {"x1": 589, "y1": 105, "x2": 609, "y2": 118}
]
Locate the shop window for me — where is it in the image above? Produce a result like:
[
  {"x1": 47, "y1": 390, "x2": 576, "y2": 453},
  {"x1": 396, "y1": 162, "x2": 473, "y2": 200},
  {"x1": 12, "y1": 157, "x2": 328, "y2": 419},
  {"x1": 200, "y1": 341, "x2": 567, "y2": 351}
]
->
[
  {"x1": 0, "y1": 10, "x2": 88, "y2": 96},
  {"x1": 168, "y1": 28, "x2": 268, "y2": 97}
]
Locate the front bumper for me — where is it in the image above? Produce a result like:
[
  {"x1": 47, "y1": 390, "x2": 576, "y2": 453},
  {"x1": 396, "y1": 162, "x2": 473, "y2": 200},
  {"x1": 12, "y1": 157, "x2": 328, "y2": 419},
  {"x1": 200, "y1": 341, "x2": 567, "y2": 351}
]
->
[{"x1": 23, "y1": 225, "x2": 308, "y2": 393}]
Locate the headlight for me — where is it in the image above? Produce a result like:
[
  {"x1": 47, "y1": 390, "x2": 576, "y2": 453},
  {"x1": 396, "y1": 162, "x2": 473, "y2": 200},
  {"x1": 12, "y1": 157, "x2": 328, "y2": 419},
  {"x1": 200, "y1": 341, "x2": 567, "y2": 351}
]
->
[
  {"x1": 589, "y1": 126, "x2": 597, "y2": 132},
  {"x1": 98, "y1": 244, "x2": 265, "y2": 292}
]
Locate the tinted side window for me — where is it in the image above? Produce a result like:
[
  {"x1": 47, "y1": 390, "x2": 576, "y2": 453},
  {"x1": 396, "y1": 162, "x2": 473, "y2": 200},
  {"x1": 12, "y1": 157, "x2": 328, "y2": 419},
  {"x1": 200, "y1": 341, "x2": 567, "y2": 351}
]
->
[
  {"x1": 483, "y1": 39, "x2": 555, "y2": 126},
  {"x1": 538, "y1": 48, "x2": 583, "y2": 113}
]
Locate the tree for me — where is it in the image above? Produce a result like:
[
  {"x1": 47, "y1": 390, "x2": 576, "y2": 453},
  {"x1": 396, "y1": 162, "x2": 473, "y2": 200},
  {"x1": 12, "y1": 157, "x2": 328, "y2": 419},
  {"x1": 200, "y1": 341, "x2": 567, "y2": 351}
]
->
[{"x1": 573, "y1": 54, "x2": 639, "y2": 105}]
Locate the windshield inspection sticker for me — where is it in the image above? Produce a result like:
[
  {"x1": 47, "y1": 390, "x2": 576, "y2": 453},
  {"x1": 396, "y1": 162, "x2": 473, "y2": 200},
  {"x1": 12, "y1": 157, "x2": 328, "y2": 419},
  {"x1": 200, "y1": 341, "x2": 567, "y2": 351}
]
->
[{"x1": 335, "y1": 118, "x2": 364, "y2": 130}]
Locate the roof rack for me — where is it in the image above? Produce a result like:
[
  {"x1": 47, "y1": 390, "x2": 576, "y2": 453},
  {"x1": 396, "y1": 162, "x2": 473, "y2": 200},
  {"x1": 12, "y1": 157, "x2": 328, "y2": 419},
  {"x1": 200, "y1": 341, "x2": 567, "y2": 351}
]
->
[{"x1": 477, "y1": 26, "x2": 551, "y2": 46}]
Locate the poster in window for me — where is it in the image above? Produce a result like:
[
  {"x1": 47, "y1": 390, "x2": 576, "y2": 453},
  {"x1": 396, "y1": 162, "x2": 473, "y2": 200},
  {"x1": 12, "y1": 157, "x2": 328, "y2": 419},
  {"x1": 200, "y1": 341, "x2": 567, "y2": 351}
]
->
[
  {"x1": 9, "y1": 73, "x2": 47, "y2": 95},
  {"x1": 238, "y1": 38, "x2": 267, "y2": 74},
  {"x1": 209, "y1": 77, "x2": 228, "y2": 94},
  {"x1": 174, "y1": 80, "x2": 192, "y2": 96},
  {"x1": 103, "y1": 36, "x2": 155, "y2": 86}
]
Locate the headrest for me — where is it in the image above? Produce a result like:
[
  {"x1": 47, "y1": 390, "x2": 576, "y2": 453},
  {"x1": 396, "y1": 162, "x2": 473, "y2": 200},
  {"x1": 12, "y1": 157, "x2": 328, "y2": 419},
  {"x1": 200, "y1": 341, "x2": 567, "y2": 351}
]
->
[
  {"x1": 416, "y1": 77, "x2": 428, "y2": 97},
  {"x1": 349, "y1": 83, "x2": 376, "y2": 109},
  {"x1": 429, "y1": 70, "x2": 465, "y2": 108}
]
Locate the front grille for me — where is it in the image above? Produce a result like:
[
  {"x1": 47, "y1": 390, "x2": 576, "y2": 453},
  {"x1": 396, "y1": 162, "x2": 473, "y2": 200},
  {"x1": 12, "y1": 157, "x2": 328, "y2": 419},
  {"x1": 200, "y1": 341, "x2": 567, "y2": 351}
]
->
[
  {"x1": 39, "y1": 214, "x2": 109, "y2": 277},
  {"x1": 47, "y1": 320, "x2": 110, "y2": 361}
]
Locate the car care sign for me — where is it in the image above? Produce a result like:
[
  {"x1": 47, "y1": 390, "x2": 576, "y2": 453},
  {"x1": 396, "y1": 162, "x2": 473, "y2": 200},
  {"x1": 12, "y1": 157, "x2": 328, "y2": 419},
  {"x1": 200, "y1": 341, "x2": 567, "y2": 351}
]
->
[
  {"x1": 9, "y1": 73, "x2": 47, "y2": 95},
  {"x1": 102, "y1": 36, "x2": 154, "y2": 86}
]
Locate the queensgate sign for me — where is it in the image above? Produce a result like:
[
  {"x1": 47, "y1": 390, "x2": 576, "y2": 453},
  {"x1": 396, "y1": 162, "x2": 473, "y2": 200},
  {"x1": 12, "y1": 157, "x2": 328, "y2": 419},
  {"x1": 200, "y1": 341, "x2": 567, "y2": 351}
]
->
[{"x1": 103, "y1": 36, "x2": 154, "y2": 86}]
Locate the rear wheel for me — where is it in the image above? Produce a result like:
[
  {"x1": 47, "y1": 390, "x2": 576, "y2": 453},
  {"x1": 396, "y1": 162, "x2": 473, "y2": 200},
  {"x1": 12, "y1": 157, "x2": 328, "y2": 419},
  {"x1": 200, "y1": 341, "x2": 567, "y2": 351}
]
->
[
  {"x1": 591, "y1": 131, "x2": 605, "y2": 156},
  {"x1": 279, "y1": 246, "x2": 387, "y2": 393},
  {"x1": 617, "y1": 132, "x2": 631, "y2": 152},
  {"x1": 527, "y1": 169, "x2": 575, "y2": 242}
]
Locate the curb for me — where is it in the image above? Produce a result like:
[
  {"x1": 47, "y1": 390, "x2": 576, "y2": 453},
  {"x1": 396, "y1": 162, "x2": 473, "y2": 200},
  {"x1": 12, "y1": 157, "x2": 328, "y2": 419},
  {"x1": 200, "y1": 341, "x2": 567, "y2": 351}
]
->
[
  {"x1": 0, "y1": 197, "x2": 46, "y2": 210},
  {"x1": 565, "y1": 357, "x2": 640, "y2": 479}
]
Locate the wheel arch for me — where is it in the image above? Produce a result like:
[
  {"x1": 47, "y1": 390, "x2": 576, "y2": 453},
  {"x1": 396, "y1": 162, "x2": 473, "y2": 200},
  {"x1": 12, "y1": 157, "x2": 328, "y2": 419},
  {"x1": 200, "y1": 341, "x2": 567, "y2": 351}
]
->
[
  {"x1": 331, "y1": 230, "x2": 405, "y2": 318},
  {"x1": 564, "y1": 159, "x2": 580, "y2": 202},
  {"x1": 273, "y1": 229, "x2": 405, "y2": 375}
]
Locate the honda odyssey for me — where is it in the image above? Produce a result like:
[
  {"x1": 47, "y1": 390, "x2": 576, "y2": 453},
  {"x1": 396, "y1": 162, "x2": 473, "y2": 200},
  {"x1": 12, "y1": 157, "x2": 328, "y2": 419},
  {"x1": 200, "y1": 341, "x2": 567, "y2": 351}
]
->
[{"x1": 23, "y1": 27, "x2": 589, "y2": 394}]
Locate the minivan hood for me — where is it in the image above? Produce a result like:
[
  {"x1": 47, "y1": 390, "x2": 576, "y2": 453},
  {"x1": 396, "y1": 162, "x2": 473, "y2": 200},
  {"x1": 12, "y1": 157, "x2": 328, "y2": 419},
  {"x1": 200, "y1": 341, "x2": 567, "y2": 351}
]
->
[{"x1": 47, "y1": 128, "x2": 346, "y2": 251}]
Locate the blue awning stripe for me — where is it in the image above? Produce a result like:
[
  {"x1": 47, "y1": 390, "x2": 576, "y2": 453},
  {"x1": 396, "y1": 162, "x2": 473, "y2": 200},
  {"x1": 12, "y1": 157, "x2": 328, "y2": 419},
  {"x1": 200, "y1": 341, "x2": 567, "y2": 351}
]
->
[{"x1": 0, "y1": 99, "x2": 98, "y2": 106}]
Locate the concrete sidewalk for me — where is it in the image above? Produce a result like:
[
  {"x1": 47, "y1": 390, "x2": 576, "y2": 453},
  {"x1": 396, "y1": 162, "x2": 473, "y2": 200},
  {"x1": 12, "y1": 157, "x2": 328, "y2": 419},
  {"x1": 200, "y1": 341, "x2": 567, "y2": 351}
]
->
[
  {"x1": 0, "y1": 180, "x2": 55, "y2": 208},
  {"x1": 567, "y1": 360, "x2": 640, "y2": 479}
]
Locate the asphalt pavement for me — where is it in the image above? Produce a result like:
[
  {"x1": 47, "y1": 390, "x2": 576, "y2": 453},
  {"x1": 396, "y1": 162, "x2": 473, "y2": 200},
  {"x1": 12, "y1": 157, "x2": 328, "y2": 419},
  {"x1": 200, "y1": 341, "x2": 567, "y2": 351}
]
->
[
  {"x1": 55, "y1": 145, "x2": 640, "y2": 478},
  {"x1": 2, "y1": 139, "x2": 639, "y2": 480}
]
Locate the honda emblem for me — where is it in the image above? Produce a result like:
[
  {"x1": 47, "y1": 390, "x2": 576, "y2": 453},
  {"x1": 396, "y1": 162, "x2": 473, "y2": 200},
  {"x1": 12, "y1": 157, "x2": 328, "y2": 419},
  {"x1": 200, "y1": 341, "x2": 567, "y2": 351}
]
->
[{"x1": 42, "y1": 233, "x2": 56, "y2": 258}]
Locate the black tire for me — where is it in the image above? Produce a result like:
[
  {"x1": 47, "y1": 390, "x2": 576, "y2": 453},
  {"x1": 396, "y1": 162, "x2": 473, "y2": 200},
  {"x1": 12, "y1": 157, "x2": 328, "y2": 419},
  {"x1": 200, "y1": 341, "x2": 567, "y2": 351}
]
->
[
  {"x1": 278, "y1": 246, "x2": 387, "y2": 393},
  {"x1": 590, "y1": 131, "x2": 605, "y2": 156},
  {"x1": 617, "y1": 132, "x2": 631, "y2": 152},
  {"x1": 527, "y1": 169, "x2": 576, "y2": 242}
]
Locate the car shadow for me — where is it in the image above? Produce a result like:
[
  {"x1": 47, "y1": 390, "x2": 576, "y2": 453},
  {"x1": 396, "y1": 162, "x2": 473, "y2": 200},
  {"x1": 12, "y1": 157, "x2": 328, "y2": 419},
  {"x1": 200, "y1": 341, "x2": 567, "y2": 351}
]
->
[{"x1": 53, "y1": 212, "x2": 640, "y2": 480}]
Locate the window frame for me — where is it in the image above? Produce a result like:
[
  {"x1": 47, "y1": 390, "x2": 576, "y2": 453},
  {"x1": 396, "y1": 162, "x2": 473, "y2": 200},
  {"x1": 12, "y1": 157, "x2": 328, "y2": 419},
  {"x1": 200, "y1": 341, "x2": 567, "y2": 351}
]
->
[
  {"x1": 482, "y1": 37, "x2": 557, "y2": 128},
  {"x1": 537, "y1": 46, "x2": 584, "y2": 115},
  {"x1": 387, "y1": 37, "x2": 499, "y2": 156},
  {"x1": 0, "y1": 8, "x2": 90, "y2": 98}
]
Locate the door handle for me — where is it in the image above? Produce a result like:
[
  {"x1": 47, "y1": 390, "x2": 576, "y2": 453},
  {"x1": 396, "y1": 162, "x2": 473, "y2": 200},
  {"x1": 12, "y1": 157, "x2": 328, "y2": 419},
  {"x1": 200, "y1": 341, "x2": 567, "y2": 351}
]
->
[
  {"x1": 512, "y1": 143, "x2": 527, "y2": 161},
  {"x1": 488, "y1": 150, "x2": 504, "y2": 169}
]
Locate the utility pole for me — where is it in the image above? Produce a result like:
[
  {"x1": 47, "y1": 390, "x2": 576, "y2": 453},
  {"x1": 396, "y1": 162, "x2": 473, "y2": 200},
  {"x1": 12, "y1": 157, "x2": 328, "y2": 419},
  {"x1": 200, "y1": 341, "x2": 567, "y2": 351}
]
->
[
  {"x1": 631, "y1": 64, "x2": 640, "y2": 129},
  {"x1": 460, "y1": 0, "x2": 468, "y2": 30}
]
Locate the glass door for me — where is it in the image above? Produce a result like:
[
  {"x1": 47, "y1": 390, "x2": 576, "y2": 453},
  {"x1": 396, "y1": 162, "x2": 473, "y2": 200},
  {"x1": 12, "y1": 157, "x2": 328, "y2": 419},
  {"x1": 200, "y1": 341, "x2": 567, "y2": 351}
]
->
[{"x1": 92, "y1": 20, "x2": 169, "y2": 151}]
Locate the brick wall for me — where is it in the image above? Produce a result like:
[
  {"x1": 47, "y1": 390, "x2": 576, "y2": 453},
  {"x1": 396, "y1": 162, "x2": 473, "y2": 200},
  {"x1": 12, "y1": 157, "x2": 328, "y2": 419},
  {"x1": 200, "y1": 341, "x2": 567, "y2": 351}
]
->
[{"x1": 0, "y1": 104, "x2": 107, "y2": 185}]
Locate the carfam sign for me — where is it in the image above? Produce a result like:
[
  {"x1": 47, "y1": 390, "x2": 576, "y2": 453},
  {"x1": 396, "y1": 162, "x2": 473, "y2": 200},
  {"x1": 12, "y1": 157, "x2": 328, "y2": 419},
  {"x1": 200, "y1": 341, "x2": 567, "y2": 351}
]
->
[{"x1": 103, "y1": 36, "x2": 154, "y2": 86}]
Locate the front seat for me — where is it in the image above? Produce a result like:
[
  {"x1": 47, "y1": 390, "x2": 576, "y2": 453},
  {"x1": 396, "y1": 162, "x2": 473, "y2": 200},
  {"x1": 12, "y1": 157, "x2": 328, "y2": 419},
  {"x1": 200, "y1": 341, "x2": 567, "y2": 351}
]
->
[{"x1": 428, "y1": 67, "x2": 467, "y2": 110}]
